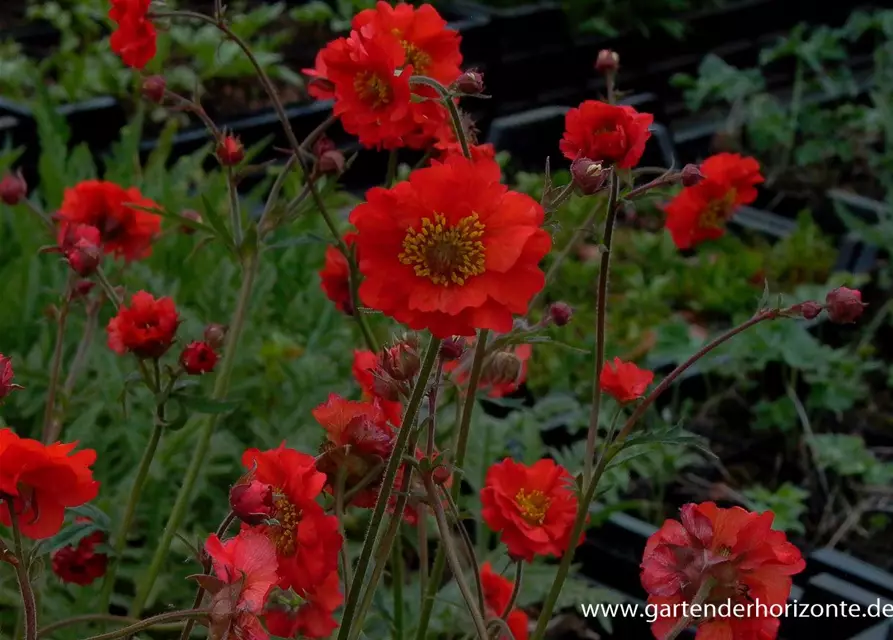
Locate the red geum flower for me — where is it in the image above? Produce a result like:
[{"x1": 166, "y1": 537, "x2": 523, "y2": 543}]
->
[
  {"x1": 444, "y1": 339, "x2": 532, "y2": 399},
  {"x1": 180, "y1": 341, "x2": 218, "y2": 375},
  {"x1": 825, "y1": 287, "x2": 866, "y2": 324},
  {"x1": 641, "y1": 502, "x2": 805, "y2": 640},
  {"x1": 480, "y1": 562, "x2": 530, "y2": 640},
  {"x1": 265, "y1": 571, "x2": 343, "y2": 639},
  {"x1": 303, "y1": 51, "x2": 336, "y2": 100},
  {"x1": 0, "y1": 354, "x2": 23, "y2": 401},
  {"x1": 560, "y1": 100, "x2": 654, "y2": 169},
  {"x1": 351, "y1": 155, "x2": 551, "y2": 338},
  {"x1": 0, "y1": 429, "x2": 99, "y2": 539},
  {"x1": 109, "y1": 0, "x2": 157, "y2": 69},
  {"x1": 241, "y1": 445, "x2": 342, "y2": 594},
  {"x1": 599, "y1": 357, "x2": 654, "y2": 404},
  {"x1": 217, "y1": 135, "x2": 245, "y2": 166},
  {"x1": 230, "y1": 478, "x2": 275, "y2": 526},
  {"x1": 481, "y1": 458, "x2": 580, "y2": 562},
  {"x1": 352, "y1": 350, "x2": 403, "y2": 425},
  {"x1": 0, "y1": 171, "x2": 27, "y2": 205},
  {"x1": 204, "y1": 529, "x2": 278, "y2": 640},
  {"x1": 52, "y1": 525, "x2": 108, "y2": 586},
  {"x1": 107, "y1": 291, "x2": 179, "y2": 359},
  {"x1": 319, "y1": 233, "x2": 357, "y2": 315},
  {"x1": 57, "y1": 180, "x2": 161, "y2": 261},
  {"x1": 664, "y1": 153, "x2": 764, "y2": 250},
  {"x1": 58, "y1": 224, "x2": 102, "y2": 277}
]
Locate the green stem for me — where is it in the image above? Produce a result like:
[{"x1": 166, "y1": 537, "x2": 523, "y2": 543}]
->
[
  {"x1": 336, "y1": 467, "x2": 353, "y2": 594},
  {"x1": 37, "y1": 614, "x2": 141, "y2": 638},
  {"x1": 392, "y1": 532, "x2": 405, "y2": 640},
  {"x1": 663, "y1": 577, "x2": 716, "y2": 640},
  {"x1": 409, "y1": 76, "x2": 471, "y2": 159},
  {"x1": 9, "y1": 507, "x2": 37, "y2": 640},
  {"x1": 440, "y1": 486, "x2": 485, "y2": 615},
  {"x1": 82, "y1": 610, "x2": 207, "y2": 640},
  {"x1": 41, "y1": 295, "x2": 70, "y2": 443},
  {"x1": 386, "y1": 150, "x2": 399, "y2": 188},
  {"x1": 94, "y1": 267, "x2": 121, "y2": 309},
  {"x1": 226, "y1": 166, "x2": 243, "y2": 248},
  {"x1": 500, "y1": 561, "x2": 523, "y2": 618},
  {"x1": 130, "y1": 253, "x2": 260, "y2": 616},
  {"x1": 337, "y1": 336, "x2": 442, "y2": 640}
]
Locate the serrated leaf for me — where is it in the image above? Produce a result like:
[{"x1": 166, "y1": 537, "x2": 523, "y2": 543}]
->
[
  {"x1": 200, "y1": 192, "x2": 237, "y2": 255},
  {"x1": 43, "y1": 522, "x2": 100, "y2": 554},
  {"x1": 69, "y1": 504, "x2": 112, "y2": 531}
]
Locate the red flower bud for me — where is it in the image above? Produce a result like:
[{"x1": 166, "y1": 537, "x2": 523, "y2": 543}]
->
[
  {"x1": 548, "y1": 302, "x2": 573, "y2": 326},
  {"x1": 71, "y1": 280, "x2": 96, "y2": 300},
  {"x1": 0, "y1": 354, "x2": 24, "y2": 401},
  {"x1": 571, "y1": 158, "x2": 608, "y2": 195},
  {"x1": 456, "y1": 70, "x2": 485, "y2": 94},
  {"x1": 595, "y1": 49, "x2": 620, "y2": 74},
  {"x1": 180, "y1": 209, "x2": 202, "y2": 235},
  {"x1": 318, "y1": 150, "x2": 346, "y2": 175},
  {"x1": 825, "y1": 287, "x2": 865, "y2": 324},
  {"x1": 372, "y1": 374, "x2": 402, "y2": 402},
  {"x1": 312, "y1": 136, "x2": 336, "y2": 157},
  {"x1": 63, "y1": 225, "x2": 102, "y2": 277},
  {"x1": 179, "y1": 341, "x2": 218, "y2": 375},
  {"x1": 141, "y1": 75, "x2": 166, "y2": 104},
  {"x1": 483, "y1": 351, "x2": 523, "y2": 387},
  {"x1": 0, "y1": 171, "x2": 27, "y2": 205},
  {"x1": 797, "y1": 300, "x2": 823, "y2": 320},
  {"x1": 440, "y1": 337, "x2": 466, "y2": 361},
  {"x1": 381, "y1": 341, "x2": 421, "y2": 382},
  {"x1": 203, "y1": 323, "x2": 228, "y2": 350},
  {"x1": 216, "y1": 135, "x2": 244, "y2": 166},
  {"x1": 229, "y1": 479, "x2": 274, "y2": 526},
  {"x1": 432, "y1": 465, "x2": 451, "y2": 485},
  {"x1": 681, "y1": 163, "x2": 705, "y2": 187}
]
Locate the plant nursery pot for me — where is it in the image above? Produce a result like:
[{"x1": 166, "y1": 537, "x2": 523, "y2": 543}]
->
[{"x1": 448, "y1": 0, "x2": 568, "y2": 53}]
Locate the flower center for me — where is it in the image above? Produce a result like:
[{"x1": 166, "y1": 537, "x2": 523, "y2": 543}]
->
[
  {"x1": 354, "y1": 71, "x2": 391, "y2": 109},
  {"x1": 699, "y1": 190, "x2": 737, "y2": 228},
  {"x1": 515, "y1": 488, "x2": 550, "y2": 525},
  {"x1": 269, "y1": 491, "x2": 300, "y2": 556},
  {"x1": 399, "y1": 213, "x2": 486, "y2": 286},
  {"x1": 401, "y1": 40, "x2": 432, "y2": 74}
]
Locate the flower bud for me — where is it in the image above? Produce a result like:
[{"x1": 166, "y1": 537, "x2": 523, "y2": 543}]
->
[
  {"x1": 595, "y1": 49, "x2": 619, "y2": 74},
  {"x1": 180, "y1": 209, "x2": 202, "y2": 235},
  {"x1": 456, "y1": 70, "x2": 485, "y2": 95},
  {"x1": 312, "y1": 135, "x2": 336, "y2": 158},
  {"x1": 825, "y1": 287, "x2": 865, "y2": 324},
  {"x1": 0, "y1": 354, "x2": 24, "y2": 400},
  {"x1": 71, "y1": 280, "x2": 96, "y2": 300},
  {"x1": 548, "y1": 302, "x2": 573, "y2": 326},
  {"x1": 371, "y1": 374, "x2": 402, "y2": 402},
  {"x1": 216, "y1": 135, "x2": 244, "y2": 166},
  {"x1": 141, "y1": 75, "x2": 166, "y2": 104},
  {"x1": 483, "y1": 351, "x2": 523, "y2": 387},
  {"x1": 179, "y1": 341, "x2": 218, "y2": 375},
  {"x1": 318, "y1": 150, "x2": 345, "y2": 175},
  {"x1": 381, "y1": 341, "x2": 421, "y2": 382},
  {"x1": 0, "y1": 171, "x2": 27, "y2": 205},
  {"x1": 798, "y1": 301, "x2": 823, "y2": 320},
  {"x1": 432, "y1": 465, "x2": 451, "y2": 485},
  {"x1": 571, "y1": 158, "x2": 608, "y2": 195},
  {"x1": 440, "y1": 337, "x2": 466, "y2": 361},
  {"x1": 229, "y1": 479, "x2": 274, "y2": 526},
  {"x1": 62, "y1": 224, "x2": 102, "y2": 277},
  {"x1": 203, "y1": 323, "x2": 228, "y2": 350},
  {"x1": 681, "y1": 163, "x2": 704, "y2": 187}
]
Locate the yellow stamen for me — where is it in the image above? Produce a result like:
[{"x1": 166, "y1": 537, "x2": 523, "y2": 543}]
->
[
  {"x1": 399, "y1": 213, "x2": 486, "y2": 287},
  {"x1": 515, "y1": 488, "x2": 550, "y2": 525}
]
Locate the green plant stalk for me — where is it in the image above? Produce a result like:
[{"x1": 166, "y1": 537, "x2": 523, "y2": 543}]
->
[
  {"x1": 409, "y1": 76, "x2": 471, "y2": 159},
  {"x1": 37, "y1": 614, "x2": 141, "y2": 638},
  {"x1": 41, "y1": 295, "x2": 70, "y2": 443},
  {"x1": 530, "y1": 309, "x2": 783, "y2": 640},
  {"x1": 226, "y1": 166, "x2": 243, "y2": 248},
  {"x1": 9, "y1": 508, "x2": 37, "y2": 640},
  {"x1": 664, "y1": 577, "x2": 716, "y2": 640},
  {"x1": 584, "y1": 174, "x2": 620, "y2": 486},
  {"x1": 500, "y1": 561, "x2": 523, "y2": 619},
  {"x1": 440, "y1": 486, "x2": 485, "y2": 615},
  {"x1": 393, "y1": 532, "x2": 405, "y2": 640},
  {"x1": 82, "y1": 610, "x2": 208, "y2": 640},
  {"x1": 337, "y1": 336, "x2": 442, "y2": 640},
  {"x1": 336, "y1": 467, "x2": 353, "y2": 593},
  {"x1": 130, "y1": 253, "x2": 260, "y2": 616}
]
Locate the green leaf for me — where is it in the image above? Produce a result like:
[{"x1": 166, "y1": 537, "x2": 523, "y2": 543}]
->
[
  {"x1": 177, "y1": 394, "x2": 241, "y2": 415},
  {"x1": 200, "y1": 192, "x2": 237, "y2": 255},
  {"x1": 69, "y1": 504, "x2": 112, "y2": 531},
  {"x1": 43, "y1": 521, "x2": 101, "y2": 554}
]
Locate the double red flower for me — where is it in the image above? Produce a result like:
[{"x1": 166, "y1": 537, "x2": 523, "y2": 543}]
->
[
  {"x1": 52, "y1": 524, "x2": 108, "y2": 586},
  {"x1": 561, "y1": 100, "x2": 653, "y2": 169},
  {"x1": 664, "y1": 153, "x2": 764, "y2": 249},
  {"x1": 599, "y1": 357, "x2": 654, "y2": 404},
  {"x1": 109, "y1": 0, "x2": 157, "y2": 69},
  {"x1": 351, "y1": 155, "x2": 551, "y2": 338},
  {"x1": 107, "y1": 291, "x2": 180, "y2": 359},
  {"x1": 265, "y1": 571, "x2": 343, "y2": 639}
]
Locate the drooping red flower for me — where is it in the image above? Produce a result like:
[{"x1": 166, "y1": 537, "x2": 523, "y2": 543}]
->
[
  {"x1": 241, "y1": 445, "x2": 342, "y2": 595},
  {"x1": 560, "y1": 100, "x2": 654, "y2": 169},
  {"x1": 664, "y1": 153, "x2": 764, "y2": 250},
  {"x1": 0, "y1": 429, "x2": 99, "y2": 539},
  {"x1": 106, "y1": 291, "x2": 179, "y2": 359},
  {"x1": 825, "y1": 287, "x2": 866, "y2": 324},
  {"x1": 57, "y1": 180, "x2": 161, "y2": 261},
  {"x1": 51, "y1": 523, "x2": 108, "y2": 586},
  {"x1": 319, "y1": 233, "x2": 357, "y2": 315},
  {"x1": 352, "y1": 350, "x2": 404, "y2": 425},
  {"x1": 180, "y1": 341, "x2": 218, "y2": 375},
  {"x1": 641, "y1": 502, "x2": 805, "y2": 640},
  {"x1": 265, "y1": 571, "x2": 343, "y2": 639},
  {"x1": 444, "y1": 339, "x2": 532, "y2": 398},
  {"x1": 205, "y1": 529, "x2": 279, "y2": 640},
  {"x1": 481, "y1": 458, "x2": 580, "y2": 562},
  {"x1": 481, "y1": 562, "x2": 530, "y2": 640},
  {"x1": 0, "y1": 354, "x2": 23, "y2": 401},
  {"x1": 352, "y1": 155, "x2": 551, "y2": 338},
  {"x1": 109, "y1": 0, "x2": 157, "y2": 69},
  {"x1": 599, "y1": 357, "x2": 654, "y2": 404}
]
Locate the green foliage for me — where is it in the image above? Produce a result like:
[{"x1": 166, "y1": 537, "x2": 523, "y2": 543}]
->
[{"x1": 742, "y1": 483, "x2": 809, "y2": 534}]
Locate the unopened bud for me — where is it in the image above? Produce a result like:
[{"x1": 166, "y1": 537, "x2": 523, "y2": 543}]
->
[
  {"x1": 571, "y1": 158, "x2": 608, "y2": 195},
  {"x1": 203, "y1": 323, "x2": 228, "y2": 350},
  {"x1": 381, "y1": 342, "x2": 420, "y2": 382},
  {"x1": 141, "y1": 75, "x2": 166, "y2": 104},
  {"x1": 432, "y1": 465, "x2": 451, "y2": 485},
  {"x1": 229, "y1": 479, "x2": 274, "y2": 526},
  {"x1": 312, "y1": 136, "x2": 336, "y2": 158},
  {"x1": 825, "y1": 287, "x2": 865, "y2": 324},
  {"x1": 0, "y1": 171, "x2": 27, "y2": 205},
  {"x1": 372, "y1": 374, "x2": 402, "y2": 402},
  {"x1": 548, "y1": 302, "x2": 573, "y2": 326},
  {"x1": 483, "y1": 351, "x2": 522, "y2": 387},
  {"x1": 180, "y1": 209, "x2": 202, "y2": 235},
  {"x1": 62, "y1": 224, "x2": 102, "y2": 277},
  {"x1": 71, "y1": 280, "x2": 96, "y2": 299},
  {"x1": 798, "y1": 301, "x2": 823, "y2": 320},
  {"x1": 318, "y1": 150, "x2": 345, "y2": 175},
  {"x1": 440, "y1": 337, "x2": 466, "y2": 361},
  {"x1": 681, "y1": 164, "x2": 704, "y2": 187},
  {"x1": 456, "y1": 70, "x2": 485, "y2": 95},
  {"x1": 216, "y1": 135, "x2": 244, "y2": 166},
  {"x1": 595, "y1": 49, "x2": 619, "y2": 74}
]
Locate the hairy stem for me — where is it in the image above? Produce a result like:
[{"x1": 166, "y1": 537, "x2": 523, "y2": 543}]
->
[
  {"x1": 393, "y1": 532, "x2": 405, "y2": 640},
  {"x1": 9, "y1": 507, "x2": 37, "y2": 640},
  {"x1": 82, "y1": 610, "x2": 207, "y2": 640},
  {"x1": 41, "y1": 296, "x2": 70, "y2": 443}
]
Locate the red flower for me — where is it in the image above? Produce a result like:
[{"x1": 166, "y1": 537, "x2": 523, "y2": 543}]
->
[
  {"x1": 58, "y1": 224, "x2": 102, "y2": 277},
  {"x1": 481, "y1": 458, "x2": 580, "y2": 562},
  {"x1": 217, "y1": 135, "x2": 245, "y2": 166},
  {"x1": 0, "y1": 354, "x2": 23, "y2": 401},
  {"x1": 664, "y1": 153, "x2": 764, "y2": 250},
  {"x1": 352, "y1": 350, "x2": 403, "y2": 425},
  {"x1": 444, "y1": 339, "x2": 532, "y2": 398},
  {"x1": 641, "y1": 502, "x2": 805, "y2": 640},
  {"x1": 57, "y1": 180, "x2": 161, "y2": 261},
  {"x1": 351, "y1": 155, "x2": 551, "y2": 338},
  {"x1": 0, "y1": 171, "x2": 27, "y2": 205},
  {"x1": 825, "y1": 287, "x2": 866, "y2": 324},
  {"x1": 205, "y1": 529, "x2": 278, "y2": 640},
  {"x1": 480, "y1": 562, "x2": 530, "y2": 640},
  {"x1": 320, "y1": 233, "x2": 357, "y2": 315},
  {"x1": 106, "y1": 291, "x2": 179, "y2": 359},
  {"x1": 241, "y1": 445, "x2": 342, "y2": 595},
  {"x1": 0, "y1": 429, "x2": 99, "y2": 539},
  {"x1": 265, "y1": 571, "x2": 343, "y2": 639},
  {"x1": 180, "y1": 341, "x2": 218, "y2": 375},
  {"x1": 109, "y1": 0, "x2": 157, "y2": 69},
  {"x1": 560, "y1": 100, "x2": 653, "y2": 168},
  {"x1": 599, "y1": 357, "x2": 654, "y2": 404},
  {"x1": 230, "y1": 478, "x2": 275, "y2": 526},
  {"x1": 52, "y1": 525, "x2": 108, "y2": 586}
]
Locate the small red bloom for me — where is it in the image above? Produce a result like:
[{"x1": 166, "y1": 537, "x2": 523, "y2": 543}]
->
[
  {"x1": 205, "y1": 529, "x2": 279, "y2": 640},
  {"x1": 641, "y1": 502, "x2": 805, "y2": 640},
  {"x1": 109, "y1": 0, "x2": 157, "y2": 69},
  {"x1": 0, "y1": 171, "x2": 27, "y2": 205},
  {"x1": 481, "y1": 562, "x2": 530, "y2": 640},
  {"x1": 180, "y1": 341, "x2": 218, "y2": 375},
  {"x1": 107, "y1": 291, "x2": 179, "y2": 359},
  {"x1": 664, "y1": 153, "x2": 764, "y2": 250},
  {"x1": 0, "y1": 429, "x2": 99, "y2": 539},
  {"x1": 230, "y1": 478, "x2": 274, "y2": 526},
  {"x1": 352, "y1": 350, "x2": 403, "y2": 425},
  {"x1": 52, "y1": 526, "x2": 108, "y2": 586},
  {"x1": 0, "y1": 354, "x2": 23, "y2": 401},
  {"x1": 560, "y1": 100, "x2": 653, "y2": 169},
  {"x1": 57, "y1": 180, "x2": 161, "y2": 261},
  {"x1": 351, "y1": 155, "x2": 551, "y2": 338},
  {"x1": 825, "y1": 287, "x2": 865, "y2": 324},
  {"x1": 599, "y1": 357, "x2": 654, "y2": 404},
  {"x1": 319, "y1": 233, "x2": 357, "y2": 315},
  {"x1": 265, "y1": 571, "x2": 343, "y2": 639},
  {"x1": 481, "y1": 458, "x2": 580, "y2": 562},
  {"x1": 58, "y1": 224, "x2": 102, "y2": 277},
  {"x1": 217, "y1": 135, "x2": 245, "y2": 166},
  {"x1": 241, "y1": 445, "x2": 342, "y2": 595}
]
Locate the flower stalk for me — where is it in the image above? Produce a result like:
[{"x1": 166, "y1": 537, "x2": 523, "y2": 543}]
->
[{"x1": 9, "y1": 509, "x2": 38, "y2": 640}]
